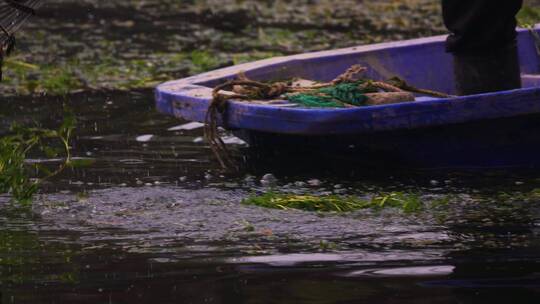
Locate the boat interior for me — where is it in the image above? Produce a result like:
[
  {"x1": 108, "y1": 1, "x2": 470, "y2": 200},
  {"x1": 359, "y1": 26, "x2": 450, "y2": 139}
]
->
[{"x1": 195, "y1": 27, "x2": 540, "y2": 100}]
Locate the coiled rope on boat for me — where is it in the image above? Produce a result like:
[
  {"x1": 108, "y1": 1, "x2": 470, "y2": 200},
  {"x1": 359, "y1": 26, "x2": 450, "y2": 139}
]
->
[{"x1": 205, "y1": 65, "x2": 452, "y2": 170}]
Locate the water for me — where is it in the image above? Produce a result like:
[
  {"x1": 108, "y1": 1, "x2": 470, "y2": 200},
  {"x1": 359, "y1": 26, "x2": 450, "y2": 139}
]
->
[
  {"x1": 2, "y1": 0, "x2": 540, "y2": 302},
  {"x1": 1, "y1": 90, "x2": 540, "y2": 303}
]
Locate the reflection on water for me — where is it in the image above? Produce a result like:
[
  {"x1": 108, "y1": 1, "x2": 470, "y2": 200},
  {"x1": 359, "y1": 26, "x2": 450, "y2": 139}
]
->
[
  {"x1": 343, "y1": 265, "x2": 456, "y2": 277},
  {"x1": 1, "y1": 90, "x2": 540, "y2": 303}
]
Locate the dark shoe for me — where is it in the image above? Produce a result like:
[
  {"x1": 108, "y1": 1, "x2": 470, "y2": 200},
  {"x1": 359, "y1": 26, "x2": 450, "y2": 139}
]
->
[{"x1": 453, "y1": 44, "x2": 522, "y2": 95}]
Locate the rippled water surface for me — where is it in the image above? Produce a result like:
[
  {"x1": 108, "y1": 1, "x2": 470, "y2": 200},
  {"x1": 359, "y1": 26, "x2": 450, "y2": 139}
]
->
[
  {"x1": 1, "y1": 90, "x2": 540, "y2": 303},
  {"x1": 1, "y1": 0, "x2": 540, "y2": 302}
]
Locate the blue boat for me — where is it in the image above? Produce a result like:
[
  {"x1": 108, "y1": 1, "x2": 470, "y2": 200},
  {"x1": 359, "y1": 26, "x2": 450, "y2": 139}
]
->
[{"x1": 156, "y1": 26, "x2": 540, "y2": 169}]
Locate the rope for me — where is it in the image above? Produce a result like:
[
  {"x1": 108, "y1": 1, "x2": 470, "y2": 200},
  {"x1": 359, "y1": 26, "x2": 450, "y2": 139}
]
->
[
  {"x1": 204, "y1": 65, "x2": 452, "y2": 170},
  {"x1": 527, "y1": 26, "x2": 540, "y2": 67},
  {"x1": 204, "y1": 80, "x2": 291, "y2": 169},
  {"x1": 387, "y1": 77, "x2": 453, "y2": 98}
]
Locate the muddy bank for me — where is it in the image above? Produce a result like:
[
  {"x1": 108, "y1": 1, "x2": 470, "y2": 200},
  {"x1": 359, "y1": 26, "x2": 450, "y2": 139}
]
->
[
  {"x1": 1, "y1": 0, "x2": 446, "y2": 95},
  {"x1": 3, "y1": 0, "x2": 539, "y2": 96}
]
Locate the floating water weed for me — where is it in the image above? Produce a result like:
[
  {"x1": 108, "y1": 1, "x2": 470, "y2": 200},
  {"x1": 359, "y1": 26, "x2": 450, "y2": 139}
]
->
[
  {"x1": 371, "y1": 192, "x2": 423, "y2": 213},
  {"x1": 243, "y1": 192, "x2": 370, "y2": 212},
  {"x1": 242, "y1": 192, "x2": 424, "y2": 213},
  {"x1": 190, "y1": 50, "x2": 222, "y2": 74}
]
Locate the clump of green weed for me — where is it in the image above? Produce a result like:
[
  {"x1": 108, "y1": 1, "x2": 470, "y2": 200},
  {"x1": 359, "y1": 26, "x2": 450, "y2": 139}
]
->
[
  {"x1": 518, "y1": 5, "x2": 540, "y2": 27},
  {"x1": 0, "y1": 135, "x2": 38, "y2": 203},
  {"x1": 242, "y1": 191, "x2": 424, "y2": 213},
  {"x1": 40, "y1": 67, "x2": 82, "y2": 95},
  {"x1": 243, "y1": 192, "x2": 372, "y2": 212},
  {"x1": 0, "y1": 110, "x2": 75, "y2": 204},
  {"x1": 189, "y1": 50, "x2": 222, "y2": 73},
  {"x1": 370, "y1": 192, "x2": 423, "y2": 213}
]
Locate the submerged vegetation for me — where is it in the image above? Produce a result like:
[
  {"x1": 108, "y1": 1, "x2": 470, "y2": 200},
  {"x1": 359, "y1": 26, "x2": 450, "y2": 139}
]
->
[
  {"x1": 0, "y1": 111, "x2": 75, "y2": 204},
  {"x1": 243, "y1": 187, "x2": 540, "y2": 215},
  {"x1": 243, "y1": 191, "x2": 428, "y2": 213}
]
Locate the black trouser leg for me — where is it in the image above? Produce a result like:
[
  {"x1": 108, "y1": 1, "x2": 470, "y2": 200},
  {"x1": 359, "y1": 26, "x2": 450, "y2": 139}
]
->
[
  {"x1": 452, "y1": 44, "x2": 522, "y2": 95},
  {"x1": 442, "y1": 0, "x2": 523, "y2": 95}
]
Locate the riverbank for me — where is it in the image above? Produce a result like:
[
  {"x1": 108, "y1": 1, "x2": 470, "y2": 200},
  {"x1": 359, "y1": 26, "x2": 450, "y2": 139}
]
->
[{"x1": 1, "y1": 0, "x2": 447, "y2": 95}]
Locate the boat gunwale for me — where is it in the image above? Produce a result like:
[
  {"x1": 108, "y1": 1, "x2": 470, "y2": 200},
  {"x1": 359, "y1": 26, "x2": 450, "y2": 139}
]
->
[{"x1": 155, "y1": 25, "x2": 540, "y2": 135}]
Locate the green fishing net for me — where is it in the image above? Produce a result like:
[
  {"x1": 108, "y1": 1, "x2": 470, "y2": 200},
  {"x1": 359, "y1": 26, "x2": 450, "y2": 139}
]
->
[{"x1": 286, "y1": 82, "x2": 375, "y2": 108}]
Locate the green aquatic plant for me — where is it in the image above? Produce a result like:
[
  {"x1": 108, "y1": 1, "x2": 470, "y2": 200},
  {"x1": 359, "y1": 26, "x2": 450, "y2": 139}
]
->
[
  {"x1": 489, "y1": 188, "x2": 540, "y2": 204},
  {"x1": 370, "y1": 192, "x2": 423, "y2": 213},
  {"x1": 518, "y1": 5, "x2": 540, "y2": 27},
  {"x1": 0, "y1": 110, "x2": 75, "y2": 204},
  {"x1": 243, "y1": 192, "x2": 370, "y2": 212},
  {"x1": 1, "y1": 53, "x2": 192, "y2": 95},
  {"x1": 0, "y1": 135, "x2": 38, "y2": 203},
  {"x1": 0, "y1": 230, "x2": 79, "y2": 284},
  {"x1": 318, "y1": 240, "x2": 338, "y2": 251},
  {"x1": 2, "y1": 58, "x2": 82, "y2": 95},
  {"x1": 0, "y1": 0, "x2": 452, "y2": 97},
  {"x1": 242, "y1": 191, "x2": 424, "y2": 213},
  {"x1": 190, "y1": 50, "x2": 222, "y2": 74},
  {"x1": 40, "y1": 67, "x2": 82, "y2": 96}
]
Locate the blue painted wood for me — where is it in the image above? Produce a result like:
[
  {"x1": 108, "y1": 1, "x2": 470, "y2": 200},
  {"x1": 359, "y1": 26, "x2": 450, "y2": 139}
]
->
[{"x1": 155, "y1": 26, "x2": 540, "y2": 168}]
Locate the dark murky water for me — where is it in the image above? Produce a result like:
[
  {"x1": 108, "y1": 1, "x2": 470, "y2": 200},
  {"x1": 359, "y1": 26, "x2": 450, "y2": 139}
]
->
[
  {"x1": 1, "y1": 90, "x2": 540, "y2": 303},
  {"x1": 1, "y1": 0, "x2": 540, "y2": 302}
]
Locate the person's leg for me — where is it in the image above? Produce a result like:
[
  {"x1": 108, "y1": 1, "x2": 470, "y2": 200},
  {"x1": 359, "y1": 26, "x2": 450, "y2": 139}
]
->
[{"x1": 442, "y1": 0, "x2": 523, "y2": 95}]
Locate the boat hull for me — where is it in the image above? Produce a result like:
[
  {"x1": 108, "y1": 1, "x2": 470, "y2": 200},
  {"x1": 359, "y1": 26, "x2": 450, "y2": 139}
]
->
[
  {"x1": 155, "y1": 26, "x2": 540, "y2": 169},
  {"x1": 235, "y1": 113, "x2": 540, "y2": 169}
]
